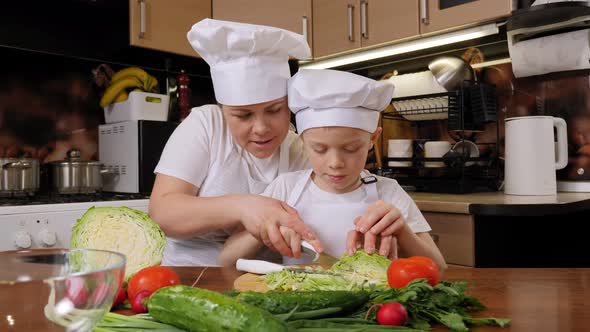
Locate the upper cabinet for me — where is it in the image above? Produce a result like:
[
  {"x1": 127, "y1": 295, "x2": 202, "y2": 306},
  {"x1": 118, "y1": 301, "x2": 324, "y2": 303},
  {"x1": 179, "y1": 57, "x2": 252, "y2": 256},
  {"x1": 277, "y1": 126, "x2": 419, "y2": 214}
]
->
[
  {"x1": 212, "y1": 0, "x2": 313, "y2": 49},
  {"x1": 312, "y1": 0, "x2": 361, "y2": 58},
  {"x1": 419, "y1": 0, "x2": 514, "y2": 35},
  {"x1": 313, "y1": 0, "x2": 420, "y2": 58},
  {"x1": 363, "y1": 0, "x2": 420, "y2": 48},
  {"x1": 208, "y1": 0, "x2": 515, "y2": 59},
  {"x1": 129, "y1": 0, "x2": 212, "y2": 58}
]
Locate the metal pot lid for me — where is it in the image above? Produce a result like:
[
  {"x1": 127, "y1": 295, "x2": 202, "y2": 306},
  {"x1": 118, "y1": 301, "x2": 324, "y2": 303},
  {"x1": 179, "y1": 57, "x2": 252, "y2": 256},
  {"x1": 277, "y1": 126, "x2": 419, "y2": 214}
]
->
[
  {"x1": 49, "y1": 149, "x2": 103, "y2": 166},
  {"x1": 51, "y1": 161, "x2": 103, "y2": 166},
  {"x1": 0, "y1": 157, "x2": 39, "y2": 163}
]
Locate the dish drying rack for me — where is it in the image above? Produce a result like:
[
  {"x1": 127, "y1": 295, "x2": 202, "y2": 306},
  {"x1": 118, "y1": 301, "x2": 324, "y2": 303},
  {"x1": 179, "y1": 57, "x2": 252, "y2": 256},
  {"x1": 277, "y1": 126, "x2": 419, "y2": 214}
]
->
[{"x1": 379, "y1": 81, "x2": 501, "y2": 194}]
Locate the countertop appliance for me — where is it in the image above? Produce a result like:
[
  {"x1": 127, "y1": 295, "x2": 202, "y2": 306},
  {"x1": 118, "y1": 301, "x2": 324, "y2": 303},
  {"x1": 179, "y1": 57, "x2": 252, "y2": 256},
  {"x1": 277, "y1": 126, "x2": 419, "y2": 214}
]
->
[
  {"x1": 99, "y1": 120, "x2": 177, "y2": 194},
  {"x1": 504, "y1": 116, "x2": 568, "y2": 195},
  {"x1": 0, "y1": 192, "x2": 149, "y2": 251}
]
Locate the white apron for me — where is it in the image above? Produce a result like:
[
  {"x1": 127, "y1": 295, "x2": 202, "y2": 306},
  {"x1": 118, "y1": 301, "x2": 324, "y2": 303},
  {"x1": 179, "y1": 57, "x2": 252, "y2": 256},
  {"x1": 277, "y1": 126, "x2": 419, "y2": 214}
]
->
[
  {"x1": 283, "y1": 169, "x2": 379, "y2": 265},
  {"x1": 163, "y1": 135, "x2": 293, "y2": 266}
]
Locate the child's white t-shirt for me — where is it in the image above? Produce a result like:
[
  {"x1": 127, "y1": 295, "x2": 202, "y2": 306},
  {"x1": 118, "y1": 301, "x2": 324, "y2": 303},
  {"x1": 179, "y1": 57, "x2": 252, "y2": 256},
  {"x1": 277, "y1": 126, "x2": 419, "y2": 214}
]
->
[{"x1": 262, "y1": 169, "x2": 432, "y2": 262}]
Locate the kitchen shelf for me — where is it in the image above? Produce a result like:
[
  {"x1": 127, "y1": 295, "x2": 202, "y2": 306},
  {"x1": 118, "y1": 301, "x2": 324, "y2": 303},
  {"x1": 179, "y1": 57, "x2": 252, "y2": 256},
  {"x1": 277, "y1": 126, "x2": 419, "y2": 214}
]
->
[{"x1": 379, "y1": 81, "x2": 500, "y2": 194}]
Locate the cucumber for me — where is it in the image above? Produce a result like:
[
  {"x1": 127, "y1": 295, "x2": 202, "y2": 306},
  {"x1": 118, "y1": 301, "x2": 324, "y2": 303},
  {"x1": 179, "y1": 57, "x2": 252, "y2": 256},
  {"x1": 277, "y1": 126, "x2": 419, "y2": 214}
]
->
[
  {"x1": 236, "y1": 290, "x2": 369, "y2": 314},
  {"x1": 148, "y1": 285, "x2": 289, "y2": 332}
]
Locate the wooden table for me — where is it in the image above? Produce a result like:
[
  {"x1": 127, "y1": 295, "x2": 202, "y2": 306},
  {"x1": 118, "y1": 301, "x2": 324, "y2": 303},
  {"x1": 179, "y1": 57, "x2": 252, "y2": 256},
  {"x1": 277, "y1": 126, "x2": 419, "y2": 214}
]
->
[{"x1": 167, "y1": 266, "x2": 590, "y2": 332}]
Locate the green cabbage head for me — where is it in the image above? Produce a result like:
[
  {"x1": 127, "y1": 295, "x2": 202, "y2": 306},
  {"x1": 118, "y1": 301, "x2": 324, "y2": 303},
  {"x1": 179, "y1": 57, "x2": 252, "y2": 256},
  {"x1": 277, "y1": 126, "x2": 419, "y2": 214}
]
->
[{"x1": 70, "y1": 206, "x2": 166, "y2": 281}]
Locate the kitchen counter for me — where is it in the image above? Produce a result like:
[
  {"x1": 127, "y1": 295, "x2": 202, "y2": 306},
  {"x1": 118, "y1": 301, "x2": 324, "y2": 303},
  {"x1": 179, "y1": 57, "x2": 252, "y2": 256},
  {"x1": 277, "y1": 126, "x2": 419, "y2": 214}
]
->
[
  {"x1": 407, "y1": 191, "x2": 590, "y2": 267},
  {"x1": 409, "y1": 191, "x2": 590, "y2": 216},
  {"x1": 125, "y1": 266, "x2": 590, "y2": 332}
]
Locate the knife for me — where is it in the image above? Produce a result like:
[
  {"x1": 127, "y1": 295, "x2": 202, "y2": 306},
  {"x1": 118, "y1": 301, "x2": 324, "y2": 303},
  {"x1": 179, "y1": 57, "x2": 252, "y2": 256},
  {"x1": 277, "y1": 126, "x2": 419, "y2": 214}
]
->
[
  {"x1": 301, "y1": 240, "x2": 338, "y2": 266},
  {"x1": 236, "y1": 258, "x2": 341, "y2": 275}
]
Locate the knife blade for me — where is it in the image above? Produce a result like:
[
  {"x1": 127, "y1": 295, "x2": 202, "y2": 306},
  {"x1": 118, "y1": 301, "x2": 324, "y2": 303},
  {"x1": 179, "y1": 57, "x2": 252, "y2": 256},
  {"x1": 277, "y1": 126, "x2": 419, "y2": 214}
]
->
[
  {"x1": 301, "y1": 240, "x2": 338, "y2": 266},
  {"x1": 236, "y1": 258, "x2": 341, "y2": 276}
]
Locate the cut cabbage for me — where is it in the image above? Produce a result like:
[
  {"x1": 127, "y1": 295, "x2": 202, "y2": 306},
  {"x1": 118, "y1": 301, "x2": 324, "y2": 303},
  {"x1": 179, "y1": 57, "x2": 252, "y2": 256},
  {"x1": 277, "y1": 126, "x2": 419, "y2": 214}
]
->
[
  {"x1": 263, "y1": 250, "x2": 391, "y2": 291},
  {"x1": 70, "y1": 207, "x2": 166, "y2": 281}
]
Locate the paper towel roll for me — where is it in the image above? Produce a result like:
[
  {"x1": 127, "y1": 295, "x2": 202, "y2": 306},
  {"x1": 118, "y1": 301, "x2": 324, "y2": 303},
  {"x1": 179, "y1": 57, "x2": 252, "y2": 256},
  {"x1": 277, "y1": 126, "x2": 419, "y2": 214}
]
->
[
  {"x1": 509, "y1": 28, "x2": 590, "y2": 78},
  {"x1": 388, "y1": 71, "x2": 447, "y2": 98}
]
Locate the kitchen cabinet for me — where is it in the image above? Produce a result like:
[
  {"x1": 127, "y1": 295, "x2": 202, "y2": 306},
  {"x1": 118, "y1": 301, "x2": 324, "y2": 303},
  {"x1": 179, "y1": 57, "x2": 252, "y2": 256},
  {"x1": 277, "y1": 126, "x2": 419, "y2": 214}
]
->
[
  {"x1": 129, "y1": 0, "x2": 211, "y2": 58},
  {"x1": 212, "y1": 0, "x2": 313, "y2": 49},
  {"x1": 313, "y1": 0, "x2": 420, "y2": 58},
  {"x1": 412, "y1": 192, "x2": 590, "y2": 268},
  {"x1": 419, "y1": 0, "x2": 514, "y2": 35},
  {"x1": 424, "y1": 212, "x2": 475, "y2": 267}
]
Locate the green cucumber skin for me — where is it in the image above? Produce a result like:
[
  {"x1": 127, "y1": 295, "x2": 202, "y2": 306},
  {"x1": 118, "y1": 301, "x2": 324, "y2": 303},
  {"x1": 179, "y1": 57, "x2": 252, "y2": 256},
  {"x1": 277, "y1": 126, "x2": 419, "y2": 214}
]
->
[
  {"x1": 148, "y1": 285, "x2": 289, "y2": 332},
  {"x1": 236, "y1": 290, "x2": 369, "y2": 314}
]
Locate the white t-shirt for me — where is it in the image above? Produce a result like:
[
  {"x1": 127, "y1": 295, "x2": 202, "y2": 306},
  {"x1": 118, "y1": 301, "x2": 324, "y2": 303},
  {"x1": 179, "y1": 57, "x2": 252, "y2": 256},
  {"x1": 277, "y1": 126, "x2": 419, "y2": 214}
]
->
[
  {"x1": 154, "y1": 105, "x2": 310, "y2": 266},
  {"x1": 262, "y1": 170, "x2": 432, "y2": 263}
]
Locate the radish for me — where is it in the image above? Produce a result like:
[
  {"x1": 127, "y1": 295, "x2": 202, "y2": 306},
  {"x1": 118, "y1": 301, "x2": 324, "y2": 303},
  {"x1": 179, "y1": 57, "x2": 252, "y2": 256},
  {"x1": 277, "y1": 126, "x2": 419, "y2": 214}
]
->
[
  {"x1": 90, "y1": 281, "x2": 110, "y2": 306},
  {"x1": 111, "y1": 285, "x2": 127, "y2": 309},
  {"x1": 131, "y1": 290, "x2": 152, "y2": 314},
  {"x1": 65, "y1": 277, "x2": 89, "y2": 308},
  {"x1": 366, "y1": 302, "x2": 408, "y2": 326}
]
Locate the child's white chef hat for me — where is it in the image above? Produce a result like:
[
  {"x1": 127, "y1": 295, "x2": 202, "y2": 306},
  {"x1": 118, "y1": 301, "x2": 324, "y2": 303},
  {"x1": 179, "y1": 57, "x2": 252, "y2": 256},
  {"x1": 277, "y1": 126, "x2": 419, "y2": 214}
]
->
[
  {"x1": 187, "y1": 19, "x2": 311, "y2": 106},
  {"x1": 288, "y1": 69, "x2": 394, "y2": 134}
]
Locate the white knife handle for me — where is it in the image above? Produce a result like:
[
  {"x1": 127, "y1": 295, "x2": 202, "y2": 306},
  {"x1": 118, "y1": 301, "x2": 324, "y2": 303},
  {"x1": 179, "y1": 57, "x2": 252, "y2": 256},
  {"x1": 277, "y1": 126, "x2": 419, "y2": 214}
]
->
[{"x1": 236, "y1": 259, "x2": 285, "y2": 274}]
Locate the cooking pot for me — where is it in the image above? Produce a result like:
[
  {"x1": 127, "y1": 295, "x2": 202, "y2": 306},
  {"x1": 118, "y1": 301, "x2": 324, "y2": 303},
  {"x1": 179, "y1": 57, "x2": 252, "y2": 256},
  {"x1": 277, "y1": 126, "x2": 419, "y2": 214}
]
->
[
  {"x1": 49, "y1": 150, "x2": 111, "y2": 194},
  {"x1": 0, "y1": 158, "x2": 40, "y2": 196}
]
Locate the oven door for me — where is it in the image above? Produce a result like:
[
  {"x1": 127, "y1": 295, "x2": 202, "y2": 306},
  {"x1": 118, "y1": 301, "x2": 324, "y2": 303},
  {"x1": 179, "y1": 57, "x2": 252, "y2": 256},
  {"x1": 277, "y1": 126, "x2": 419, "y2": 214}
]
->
[{"x1": 0, "y1": 200, "x2": 149, "y2": 251}]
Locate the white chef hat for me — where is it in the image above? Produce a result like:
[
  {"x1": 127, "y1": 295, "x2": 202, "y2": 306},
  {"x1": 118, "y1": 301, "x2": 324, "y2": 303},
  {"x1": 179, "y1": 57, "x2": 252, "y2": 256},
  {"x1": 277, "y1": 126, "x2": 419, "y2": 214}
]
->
[
  {"x1": 288, "y1": 69, "x2": 394, "y2": 134},
  {"x1": 187, "y1": 18, "x2": 311, "y2": 106}
]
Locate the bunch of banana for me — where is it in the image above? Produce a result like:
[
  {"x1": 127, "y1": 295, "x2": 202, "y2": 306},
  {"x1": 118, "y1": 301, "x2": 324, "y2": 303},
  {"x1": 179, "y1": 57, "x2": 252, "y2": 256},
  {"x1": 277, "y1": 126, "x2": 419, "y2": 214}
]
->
[{"x1": 100, "y1": 67, "x2": 159, "y2": 108}]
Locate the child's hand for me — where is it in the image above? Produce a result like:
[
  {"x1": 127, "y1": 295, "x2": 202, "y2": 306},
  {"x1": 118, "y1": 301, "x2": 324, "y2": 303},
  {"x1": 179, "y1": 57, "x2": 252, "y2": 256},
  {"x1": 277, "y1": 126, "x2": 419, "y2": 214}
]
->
[
  {"x1": 346, "y1": 230, "x2": 398, "y2": 259},
  {"x1": 355, "y1": 200, "x2": 409, "y2": 236},
  {"x1": 279, "y1": 226, "x2": 302, "y2": 258},
  {"x1": 346, "y1": 200, "x2": 411, "y2": 258}
]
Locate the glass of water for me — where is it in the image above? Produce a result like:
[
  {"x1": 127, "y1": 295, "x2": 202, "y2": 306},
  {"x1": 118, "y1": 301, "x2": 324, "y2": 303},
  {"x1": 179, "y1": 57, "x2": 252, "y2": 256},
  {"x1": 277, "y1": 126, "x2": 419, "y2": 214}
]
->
[{"x1": 0, "y1": 249, "x2": 125, "y2": 332}]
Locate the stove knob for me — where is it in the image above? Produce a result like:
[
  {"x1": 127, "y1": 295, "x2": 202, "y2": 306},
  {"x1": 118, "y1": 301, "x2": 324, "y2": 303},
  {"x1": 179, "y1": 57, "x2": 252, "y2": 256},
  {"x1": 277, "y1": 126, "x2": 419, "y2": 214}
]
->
[
  {"x1": 14, "y1": 231, "x2": 32, "y2": 249},
  {"x1": 38, "y1": 229, "x2": 57, "y2": 247}
]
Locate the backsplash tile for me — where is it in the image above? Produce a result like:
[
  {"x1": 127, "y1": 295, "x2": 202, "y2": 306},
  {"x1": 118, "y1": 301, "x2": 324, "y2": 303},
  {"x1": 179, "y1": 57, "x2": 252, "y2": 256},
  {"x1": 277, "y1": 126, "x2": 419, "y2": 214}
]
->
[{"x1": 0, "y1": 48, "x2": 214, "y2": 163}]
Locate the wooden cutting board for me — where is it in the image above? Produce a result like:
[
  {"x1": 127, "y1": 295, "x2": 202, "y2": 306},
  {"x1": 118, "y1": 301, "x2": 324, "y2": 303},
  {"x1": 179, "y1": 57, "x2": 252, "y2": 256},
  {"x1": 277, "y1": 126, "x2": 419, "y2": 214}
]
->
[{"x1": 233, "y1": 273, "x2": 269, "y2": 292}]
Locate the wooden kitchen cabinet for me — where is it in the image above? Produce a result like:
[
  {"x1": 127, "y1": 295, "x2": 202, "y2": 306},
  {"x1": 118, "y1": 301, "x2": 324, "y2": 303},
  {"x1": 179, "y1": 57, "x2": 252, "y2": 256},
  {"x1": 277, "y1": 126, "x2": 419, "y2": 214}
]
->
[
  {"x1": 423, "y1": 212, "x2": 475, "y2": 267},
  {"x1": 419, "y1": 0, "x2": 514, "y2": 35},
  {"x1": 129, "y1": 0, "x2": 211, "y2": 58},
  {"x1": 212, "y1": 0, "x2": 313, "y2": 50},
  {"x1": 313, "y1": 0, "x2": 420, "y2": 58},
  {"x1": 313, "y1": 0, "x2": 361, "y2": 58},
  {"x1": 362, "y1": 0, "x2": 420, "y2": 48}
]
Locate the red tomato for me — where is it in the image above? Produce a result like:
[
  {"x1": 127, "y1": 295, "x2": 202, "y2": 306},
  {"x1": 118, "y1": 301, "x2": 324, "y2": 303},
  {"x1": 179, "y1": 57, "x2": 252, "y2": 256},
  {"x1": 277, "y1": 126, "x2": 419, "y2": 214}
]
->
[
  {"x1": 127, "y1": 266, "x2": 180, "y2": 301},
  {"x1": 387, "y1": 256, "x2": 440, "y2": 288}
]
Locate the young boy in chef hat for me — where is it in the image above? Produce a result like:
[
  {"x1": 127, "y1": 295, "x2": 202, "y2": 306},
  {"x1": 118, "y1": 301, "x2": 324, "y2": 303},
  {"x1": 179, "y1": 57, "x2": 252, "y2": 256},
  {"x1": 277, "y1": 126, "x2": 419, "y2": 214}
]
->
[{"x1": 219, "y1": 69, "x2": 446, "y2": 270}]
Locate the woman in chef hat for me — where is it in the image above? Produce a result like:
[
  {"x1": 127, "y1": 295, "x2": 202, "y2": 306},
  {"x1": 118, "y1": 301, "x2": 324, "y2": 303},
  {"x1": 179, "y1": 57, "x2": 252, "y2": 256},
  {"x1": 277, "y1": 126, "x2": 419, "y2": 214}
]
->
[
  {"x1": 220, "y1": 69, "x2": 446, "y2": 271},
  {"x1": 149, "y1": 19, "x2": 322, "y2": 266}
]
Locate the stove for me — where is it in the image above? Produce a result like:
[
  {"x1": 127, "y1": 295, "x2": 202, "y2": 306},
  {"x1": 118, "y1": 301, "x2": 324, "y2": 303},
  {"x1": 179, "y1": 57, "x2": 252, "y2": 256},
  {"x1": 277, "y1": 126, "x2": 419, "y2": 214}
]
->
[
  {"x1": 0, "y1": 192, "x2": 150, "y2": 206},
  {"x1": 0, "y1": 192, "x2": 150, "y2": 251}
]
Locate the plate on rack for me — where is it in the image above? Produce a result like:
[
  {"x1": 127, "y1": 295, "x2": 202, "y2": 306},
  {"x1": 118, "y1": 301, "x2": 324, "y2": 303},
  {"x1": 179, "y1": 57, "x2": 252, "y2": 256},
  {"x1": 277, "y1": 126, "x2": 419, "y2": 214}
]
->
[{"x1": 395, "y1": 96, "x2": 449, "y2": 121}]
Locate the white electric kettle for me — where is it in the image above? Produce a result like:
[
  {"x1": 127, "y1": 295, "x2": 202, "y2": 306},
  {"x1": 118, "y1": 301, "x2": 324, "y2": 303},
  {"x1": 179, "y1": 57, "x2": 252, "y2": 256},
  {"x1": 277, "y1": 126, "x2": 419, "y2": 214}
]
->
[{"x1": 504, "y1": 116, "x2": 568, "y2": 195}]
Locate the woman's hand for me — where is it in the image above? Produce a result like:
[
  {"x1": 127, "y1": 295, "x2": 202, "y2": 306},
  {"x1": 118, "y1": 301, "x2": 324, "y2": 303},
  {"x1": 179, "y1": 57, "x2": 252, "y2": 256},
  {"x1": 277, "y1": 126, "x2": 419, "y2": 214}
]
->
[
  {"x1": 346, "y1": 200, "x2": 410, "y2": 259},
  {"x1": 236, "y1": 194, "x2": 322, "y2": 257},
  {"x1": 279, "y1": 226, "x2": 302, "y2": 259}
]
